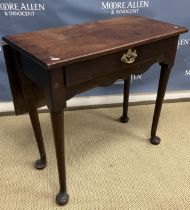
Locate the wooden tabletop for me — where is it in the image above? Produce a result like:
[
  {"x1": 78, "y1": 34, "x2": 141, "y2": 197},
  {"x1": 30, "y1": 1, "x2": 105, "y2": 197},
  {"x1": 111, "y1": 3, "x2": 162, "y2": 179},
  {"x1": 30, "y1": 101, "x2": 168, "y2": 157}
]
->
[{"x1": 2, "y1": 16, "x2": 188, "y2": 70}]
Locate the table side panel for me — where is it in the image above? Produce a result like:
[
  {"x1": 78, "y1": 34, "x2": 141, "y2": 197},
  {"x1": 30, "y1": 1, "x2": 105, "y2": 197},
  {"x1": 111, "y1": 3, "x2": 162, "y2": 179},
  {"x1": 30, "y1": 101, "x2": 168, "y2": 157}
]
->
[
  {"x1": 18, "y1": 52, "x2": 66, "y2": 111},
  {"x1": 17, "y1": 52, "x2": 51, "y2": 111},
  {"x1": 2, "y1": 44, "x2": 27, "y2": 115},
  {"x1": 19, "y1": 53, "x2": 50, "y2": 89}
]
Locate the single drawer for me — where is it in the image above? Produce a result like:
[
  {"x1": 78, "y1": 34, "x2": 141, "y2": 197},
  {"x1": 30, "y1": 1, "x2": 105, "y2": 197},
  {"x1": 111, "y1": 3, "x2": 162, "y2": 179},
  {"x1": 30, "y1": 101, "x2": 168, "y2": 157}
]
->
[{"x1": 65, "y1": 37, "x2": 178, "y2": 87}]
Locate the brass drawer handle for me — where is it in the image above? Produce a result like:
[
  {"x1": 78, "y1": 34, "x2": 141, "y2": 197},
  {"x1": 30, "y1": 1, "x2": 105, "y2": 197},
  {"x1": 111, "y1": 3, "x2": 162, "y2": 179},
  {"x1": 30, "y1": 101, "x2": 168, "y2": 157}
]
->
[{"x1": 121, "y1": 48, "x2": 137, "y2": 64}]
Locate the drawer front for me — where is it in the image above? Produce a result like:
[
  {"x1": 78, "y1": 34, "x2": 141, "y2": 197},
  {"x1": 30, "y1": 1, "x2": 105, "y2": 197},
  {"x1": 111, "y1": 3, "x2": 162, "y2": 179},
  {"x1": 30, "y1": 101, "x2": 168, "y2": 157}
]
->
[{"x1": 65, "y1": 37, "x2": 178, "y2": 87}]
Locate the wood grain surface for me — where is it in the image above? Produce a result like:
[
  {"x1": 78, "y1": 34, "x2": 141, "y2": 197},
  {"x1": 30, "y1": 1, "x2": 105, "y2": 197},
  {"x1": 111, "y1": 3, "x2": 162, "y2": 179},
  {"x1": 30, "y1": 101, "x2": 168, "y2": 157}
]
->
[{"x1": 2, "y1": 16, "x2": 187, "y2": 69}]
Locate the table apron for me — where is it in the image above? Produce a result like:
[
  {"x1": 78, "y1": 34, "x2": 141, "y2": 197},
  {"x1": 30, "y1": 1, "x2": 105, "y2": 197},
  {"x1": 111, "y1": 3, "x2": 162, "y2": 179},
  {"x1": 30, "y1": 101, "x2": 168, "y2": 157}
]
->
[{"x1": 65, "y1": 36, "x2": 178, "y2": 87}]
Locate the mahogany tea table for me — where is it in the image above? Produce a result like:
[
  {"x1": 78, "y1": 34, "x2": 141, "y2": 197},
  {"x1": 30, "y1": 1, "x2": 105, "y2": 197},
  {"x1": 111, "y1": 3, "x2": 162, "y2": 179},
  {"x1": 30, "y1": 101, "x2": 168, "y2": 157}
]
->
[{"x1": 2, "y1": 16, "x2": 188, "y2": 205}]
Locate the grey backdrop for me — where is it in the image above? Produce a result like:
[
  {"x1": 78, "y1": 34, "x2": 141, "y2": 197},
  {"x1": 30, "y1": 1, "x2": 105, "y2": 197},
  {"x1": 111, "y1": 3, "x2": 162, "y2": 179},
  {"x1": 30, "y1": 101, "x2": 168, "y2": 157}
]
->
[{"x1": 0, "y1": 0, "x2": 190, "y2": 101}]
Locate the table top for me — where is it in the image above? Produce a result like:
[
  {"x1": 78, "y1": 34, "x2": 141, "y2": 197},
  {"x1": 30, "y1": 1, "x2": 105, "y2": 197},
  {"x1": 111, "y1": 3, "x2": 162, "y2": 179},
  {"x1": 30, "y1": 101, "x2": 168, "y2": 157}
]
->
[{"x1": 2, "y1": 15, "x2": 188, "y2": 70}]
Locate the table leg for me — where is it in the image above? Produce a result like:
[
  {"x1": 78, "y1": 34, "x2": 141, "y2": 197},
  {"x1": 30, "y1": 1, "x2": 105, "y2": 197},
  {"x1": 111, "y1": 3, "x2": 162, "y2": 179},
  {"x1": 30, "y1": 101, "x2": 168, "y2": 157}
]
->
[
  {"x1": 150, "y1": 63, "x2": 171, "y2": 145},
  {"x1": 120, "y1": 77, "x2": 131, "y2": 123},
  {"x1": 50, "y1": 111, "x2": 69, "y2": 206},
  {"x1": 22, "y1": 87, "x2": 47, "y2": 170}
]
